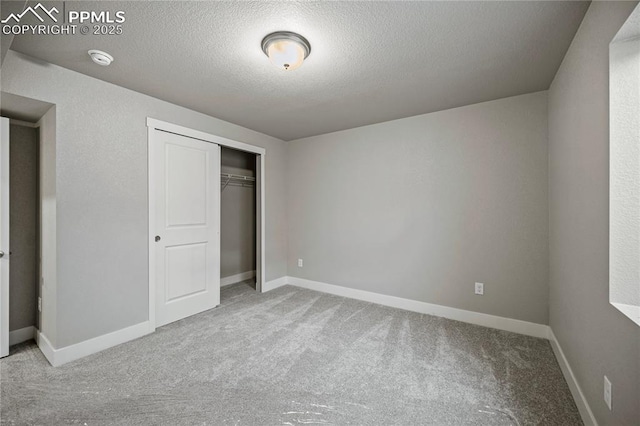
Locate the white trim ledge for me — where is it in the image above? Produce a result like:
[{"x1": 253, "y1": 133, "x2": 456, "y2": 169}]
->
[
  {"x1": 36, "y1": 321, "x2": 151, "y2": 367},
  {"x1": 9, "y1": 326, "x2": 36, "y2": 346},
  {"x1": 221, "y1": 270, "x2": 256, "y2": 287},
  {"x1": 548, "y1": 328, "x2": 598, "y2": 426}
]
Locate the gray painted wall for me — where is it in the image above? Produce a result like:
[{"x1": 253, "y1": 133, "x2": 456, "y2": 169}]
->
[
  {"x1": 9, "y1": 123, "x2": 38, "y2": 332},
  {"x1": 221, "y1": 148, "x2": 256, "y2": 279},
  {"x1": 288, "y1": 91, "x2": 549, "y2": 324},
  {"x1": 1, "y1": 50, "x2": 288, "y2": 348},
  {"x1": 548, "y1": 2, "x2": 640, "y2": 424}
]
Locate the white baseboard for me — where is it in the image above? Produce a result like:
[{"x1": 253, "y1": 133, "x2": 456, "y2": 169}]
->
[
  {"x1": 9, "y1": 326, "x2": 36, "y2": 346},
  {"x1": 284, "y1": 276, "x2": 549, "y2": 339},
  {"x1": 221, "y1": 270, "x2": 256, "y2": 287},
  {"x1": 35, "y1": 331, "x2": 55, "y2": 364},
  {"x1": 263, "y1": 276, "x2": 288, "y2": 292},
  {"x1": 548, "y1": 328, "x2": 598, "y2": 426},
  {"x1": 36, "y1": 321, "x2": 151, "y2": 367}
]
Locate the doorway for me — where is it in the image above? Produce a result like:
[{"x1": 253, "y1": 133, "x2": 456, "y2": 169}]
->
[
  {"x1": 147, "y1": 118, "x2": 266, "y2": 331},
  {"x1": 0, "y1": 93, "x2": 55, "y2": 358},
  {"x1": 0, "y1": 118, "x2": 40, "y2": 355},
  {"x1": 220, "y1": 147, "x2": 257, "y2": 290},
  {"x1": 8, "y1": 120, "x2": 39, "y2": 344}
]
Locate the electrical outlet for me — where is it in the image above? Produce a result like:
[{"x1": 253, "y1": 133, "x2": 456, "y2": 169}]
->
[
  {"x1": 475, "y1": 282, "x2": 484, "y2": 295},
  {"x1": 298, "y1": 259, "x2": 303, "y2": 268},
  {"x1": 37, "y1": 297, "x2": 42, "y2": 312},
  {"x1": 604, "y1": 375, "x2": 612, "y2": 410}
]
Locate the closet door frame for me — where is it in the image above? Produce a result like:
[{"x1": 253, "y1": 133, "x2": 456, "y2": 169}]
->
[{"x1": 146, "y1": 118, "x2": 266, "y2": 332}]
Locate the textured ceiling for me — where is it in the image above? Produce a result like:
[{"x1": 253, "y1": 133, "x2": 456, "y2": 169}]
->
[
  {"x1": 8, "y1": 1, "x2": 590, "y2": 141},
  {"x1": 0, "y1": 0, "x2": 26, "y2": 65}
]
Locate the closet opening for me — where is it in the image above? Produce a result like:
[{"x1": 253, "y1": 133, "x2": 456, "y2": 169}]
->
[
  {"x1": 7, "y1": 119, "x2": 39, "y2": 346},
  {"x1": 0, "y1": 92, "x2": 56, "y2": 358},
  {"x1": 147, "y1": 117, "x2": 266, "y2": 331},
  {"x1": 220, "y1": 147, "x2": 258, "y2": 290}
]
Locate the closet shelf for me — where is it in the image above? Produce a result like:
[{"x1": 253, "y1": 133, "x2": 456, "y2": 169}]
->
[{"x1": 221, "y1": 173, "x2": 255, "y2": 191}]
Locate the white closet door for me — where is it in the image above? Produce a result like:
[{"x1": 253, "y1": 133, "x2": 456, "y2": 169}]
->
[
  {"x1": 152, "y1": 130, "x2": 220, "y2": 327},
  {"x1": 0, "y1": 118, "x2": 9, "y2": 357}
]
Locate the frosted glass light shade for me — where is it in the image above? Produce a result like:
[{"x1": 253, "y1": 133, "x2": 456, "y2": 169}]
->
[
  {"x1": 261, "y1": 32, "x2": 311, "y2": 71},
  {"x1": 267, "y1": 40, "x2": 305, "y2": 71}
]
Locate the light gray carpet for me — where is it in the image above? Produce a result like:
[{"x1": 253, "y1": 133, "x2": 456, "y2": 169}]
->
[{"x1": 1, "y1": 282, "x2": 581, "y2": 425}]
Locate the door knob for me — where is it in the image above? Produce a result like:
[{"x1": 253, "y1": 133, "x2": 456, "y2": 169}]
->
[
  {"x1": 0, "y1": 251, "x2": 4, "y2": 258},
  {"x1": 155, "y1": 236, "x2": 161, "y2": 242}
]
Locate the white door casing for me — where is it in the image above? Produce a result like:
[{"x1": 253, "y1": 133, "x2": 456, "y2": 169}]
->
[
  {"x1": 255, "y1": 154, "x2": 262, "y2": 292},
  {"x1": 0, "y1": 117, "x2": 9, "y2": 357},
  {"x1": 152, "y1": 129, "x2": 220, "y2": 327}
]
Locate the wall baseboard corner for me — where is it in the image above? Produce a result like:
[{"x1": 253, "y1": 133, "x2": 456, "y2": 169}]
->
[
  {"x1": 9, "y1": 326, "x2": 36, "y2": 346},
  {"x1": 35, "y1": 331, "x2": 56, "y2": 365},
  {"x1": 548, "y1": 328, "x2": 598, "y2": 426},
  {"x1": 221, "y1": 270, "x2": 256, "y2": 287},
  {"x1": 37, "y1": 321, "x2": 151, "y2": 367},
  {"x1": 263, "y1": 276, "x2": 288, "y2": 292}
]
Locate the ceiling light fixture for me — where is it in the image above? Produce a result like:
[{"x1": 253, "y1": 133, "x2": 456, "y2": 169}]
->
[
  {"x1": 88, "y1": 49, "x2": 114, "y2": 66},
  {"x1": 261, "y1": 31, "x2": 311, "y2": 71}
]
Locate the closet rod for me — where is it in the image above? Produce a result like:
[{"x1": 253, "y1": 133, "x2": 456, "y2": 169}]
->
[{"x1": 221, "y1": 173, "x2": 255, "y2": 191}]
